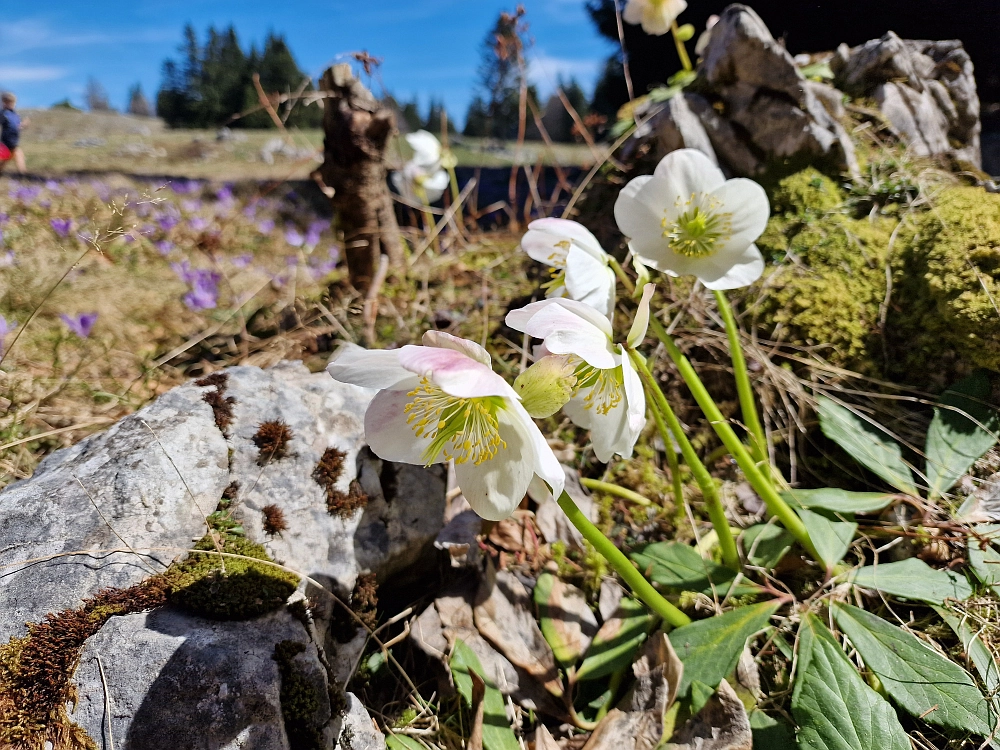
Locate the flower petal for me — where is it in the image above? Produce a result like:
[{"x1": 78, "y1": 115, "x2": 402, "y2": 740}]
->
[
  {"x1": 506, "y1": 297, "x2": 613, "y2": 338},
  {"x1": 712, "y1": 178, "x2": 770, "y2": 252},
  {"x1": 398, "y1": 345, "x2": 514, "y2": 399},
  {"x1": 405, "y1": 130, "x2": 441, "y2": 167},
  {"x1": 364, "y1": 389, "x2": 436, "y2": 464},
  {"x1": 506, "y1": 301, "x2": 616, "y2": 370},
  {"x1": 422, "y1": 330, "x2": 491, "y2": 366},
  {"x1": 697, "y1": 243, "x2": 765, "y2": 290},
  {"x1": 563, "y1": 384, "x2": 629, "y2": 463},
  {"x1": 523, "y1": 217, "x2": 606, "y2": 265},
  {"x1": 613, "y1": 174, "x2": 657, "y2": 241},
  {"x1": 454, "y1": 406, "x2": 534, "y2": 520},
  {"x1": 626, "y1": 283, "x2": 655, "y2": 347},
  {"x1": 510, "y1": 398, "x2": 565, "y2": 499},
  {"x1": 327, "y1": 346, "x2": 417, "y2": 390},
  {"x1": 652, "y1": 148, "x2": 725, "y2": 194},
  {"x1": 564, "y1": 246, "x2": 617, "y2": 318},
  {"x1": 620, "y1": 349, "x2": 646, "y2": 442}
]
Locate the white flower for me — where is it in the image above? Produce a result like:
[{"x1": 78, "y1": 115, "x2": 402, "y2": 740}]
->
[
  {"x1": 521, "y1": 218, "x2": 617, "y2": 319},
  {"x1": 614, "y1": 148, "x2": 770, "y2": 290},
  {"x1": 392, "y1": 130, "x2": 450, "y2": 203},
  {"x1": 326, "y1": 331, "x2": 564, "y2": 521},
  {"x1": 505, "y1": 285, "x2": 655, "y2": 462},
  {"x1": 623, "y1": 0, "x2": 688, "y2": 36}
]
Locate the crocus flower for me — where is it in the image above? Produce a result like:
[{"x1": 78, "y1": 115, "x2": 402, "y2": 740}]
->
[
  {"x1": 232, "y1": 253, "x2": 253, "y2": 269},
  {"x1": 158, "y1": 215, "x2": 179, "y2": 232},
  {"x1": 327, "y1": 331, "x2": 564, "y2": 520},
  {"x1": 505, "y1": 285, "x2": 655, "y2": 462},
  {"x1": 154, "y1": 240, "x2": 174, "y2": 255},
  {"x1": 257, "y1": 219, "x2": 275, "y2": 234},
  {"x1": 521, "y1": 218, "x2": 617, "y2": 319},
  {"x1": 0, "y1": 251, "x2": 15, "y2": 267},
  {"x1": 181, "y1": 199, "x2": 202, "y2": 213},
  {"x1": 391, "y1": 130, "x2": 450, "y2": 203},
  {"x1": 216, "y1": 185, "x2": 234, "y2": 203},
  {"x1": 60, "y1": 313, "x2": 98, "y2": 338},
  {"x1": 623, "y1": 0, "x2": 688, "y2": 35},
  {"x1": 614, "y1": 148, "x2": 769, "y2": 290},
  {"x1": 188, "y1": 217, "x2": 209, "y2": 232},
  {"x1": 0, "y1": 315, "x2": 17, "y2": 354},
  {"x1": 284, "y1": 228, "x2": 305, "y2": 247}
]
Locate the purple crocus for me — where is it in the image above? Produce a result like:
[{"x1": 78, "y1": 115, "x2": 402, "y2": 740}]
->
[
  {"x1": 155, "y1": 240, "x2": 175, "y2": 255},
  {"x1": 242, "y1": 203, "x2": 257, "y2": 219},
  {"x1": 0, "y1": 251, "x2": 14, "y2": 268},
  {"x1": 216, "y1": 185, "x2": 234, "y2": 203},
  {"x1": 284, "y1": 227, "x2": 305, "y2": 247},
  {"x1": 50, "y1": 218, "x2": 73, "y2": 237},
  {"x1": 232, "y1": 254, "x2": 253, "y2": 269},
  {"x1": 60, "y1": 313, "x2": 98, "y2": 338},
  {"x1": 172, "y1": 261, "x2": 221, "y2": 311},
  {"x1": 158, "y1": 215, "x2": 180, "y2": 232},
  {"x1": 0, "y1": 314, "x2": 17, "y2": 354},
  {"x1": 181, "y1": 199, "x2": 202, "y2": 213},
  {"x1": 188, "y1": 217, "x2": 209, "y2": 232},
  {"x1": 257, "y1": 219, "x2": 275, "y2": 234}
]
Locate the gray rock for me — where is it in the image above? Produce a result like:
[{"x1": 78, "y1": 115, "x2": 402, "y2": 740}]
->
[
  {"x1": 625, "y1": 94, "x2": 719, "y2": 167},
  {"x1": 72, "y1": 608, "x2": 337, "y2": 750},
  {"x1": 340, "y1": 693, "x2": 386, "y2": 749}
]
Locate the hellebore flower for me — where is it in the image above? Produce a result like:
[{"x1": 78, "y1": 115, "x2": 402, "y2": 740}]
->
[
  {"x1": 327, "y1": 331, "x2": 564, "y2": 520},
  {"x1": 505, "y1": 285, "x2": 655, "y2": 462},
  {"x1": 391, "y1": 130, "x2": 450, "y2": 203},
  {"x1": 623, "y1": 0, "x2": 688, "y2": 36},
  {"x1": 521, "y1": 218, "x2": 617, "y2": 319},
  {"x1": 614, "y1": 148, "x2": 769, "y2": 290},
  {"x1": 50, "y1": 218, "x2": 72, "y2": 237},
  {"x1": 60, "y1": 313, "x2": 98, "y2": 338}
]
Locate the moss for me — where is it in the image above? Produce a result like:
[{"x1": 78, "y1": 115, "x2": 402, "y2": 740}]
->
[
  {"x1": 196, "y1": 371, "x2": 235, "y2": 435},
  {"x1": 767, "y1": 167, "x2": 845, "y2": 215},
  {"x1": 262, "y1": 504, "x2": 288, "y2": 535},
  {"x1": 888, "y1": 187, "x2": 1000, "y2": 383},
  {"x1": 253, "y1": 420, "x2": 293, "y2": 466},
  {"x1": 272, "y1": 640, "x2": 325, "y2": 750},
  {"x1": 0, "y1": 577, "x2": 170, "y2": 750},
  {"x1": 167, "y1": 534, "x2": 299, "y2": 620},
  {"x1": 330, "y1": 573, "x2": 380, "y2": 644},
  {"x1": 314, "y1": 447, "x2": 369, "y2": 518}
]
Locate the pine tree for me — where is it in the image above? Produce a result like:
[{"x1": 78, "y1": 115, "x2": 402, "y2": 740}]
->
[
  {"x1": 127, "y1": 83, "x2": 152, "y2": 117},
  {"x1": 463, "y1": 96, "x2": 489, "y2": 137},
  {"x1": 473, "y1": 8, "x2": 531, "y2": 139},
  {"x1": 85, "y1": 78, "x2": 111, "y2": 112}
]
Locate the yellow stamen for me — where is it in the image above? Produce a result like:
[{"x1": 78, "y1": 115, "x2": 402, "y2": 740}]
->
[
  {"x1": 404, "y1": 377, "x2": 506, "y2": 466},
  {"x1": 661, "y1": 192, "x2": 733, "y2": 258}
]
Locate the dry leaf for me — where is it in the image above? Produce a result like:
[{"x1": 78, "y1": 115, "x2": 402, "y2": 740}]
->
[
  {"x1": 666, "y1": 679, "x2": 752, "y2": 750},
  {"x1": 598, "y1": 577, "x2": 626, "y2": 622},
  {"x1": 536, "y1": 573, "x2": 598, "y2": 666},
  {"x1": 468, "y1": 668, "x2": 487, "y2": 750},
  {"x1": 533, "y1": 724, "x2": 561, "y2": 750},
  {"x1": 532, "y1": 467, "x2": 596, "y2": 550},
  {"x1": 475, "y1": 565, "x2": 566, "y2": 698}
]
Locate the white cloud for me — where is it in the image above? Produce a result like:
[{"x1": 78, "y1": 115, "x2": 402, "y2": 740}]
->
[
  {"x1": 0, "y1": 18, "x2": 175, "y2": 56},
  {"x1": 527, "y1": 53, "x2": 601, "y2": 96},
  {"x1": 0, "y1": 65, "x2": 67, "y2": 82}
]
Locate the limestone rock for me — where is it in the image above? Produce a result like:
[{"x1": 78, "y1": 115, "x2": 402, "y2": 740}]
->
[{"x1": 340, "y1": 693, "x2": 387, "y2": 749}]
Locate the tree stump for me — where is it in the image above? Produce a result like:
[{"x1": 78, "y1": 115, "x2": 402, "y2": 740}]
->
[{"x1": 317, "y1": 63, "x2": 403, "y2": 291}]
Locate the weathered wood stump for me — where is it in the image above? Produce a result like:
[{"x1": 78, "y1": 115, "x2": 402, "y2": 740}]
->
[{"x1": 317, "y1": 63, "x2": 403, "y2": 291}]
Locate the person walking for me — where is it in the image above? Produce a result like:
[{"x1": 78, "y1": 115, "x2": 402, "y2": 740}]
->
[{"x1": 0, "y1": 92, "x2": 27, "y2": 175}]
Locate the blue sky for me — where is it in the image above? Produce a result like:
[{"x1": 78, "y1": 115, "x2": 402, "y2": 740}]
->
[{"x1": 0, "y1": 0, "x2": 614, "y2": 125}]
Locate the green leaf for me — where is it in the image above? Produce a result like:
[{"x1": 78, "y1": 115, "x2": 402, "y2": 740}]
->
[
  {"x1": 575, "y1": 596, "x2": 653, "y2": 681},
  {"x1": 749, "y1": 710, "x2": 797, "y2": 750},
  {"x1": 816, "y1": 396, "x2": 917, "y2": 495},
  {"x1": 968, "y1": 525, "x2": 1000, "y2": 593},
  {"x1": 386, "y1": 736, "x2": 427, "y2": 750},
  {"x1": 926, "y1": 371, "x2": 1000, "y2": 499},
  {"x1": 742, "y1": 524, "x2": 794, "y2": 569},
  {"x1": 832, "y1": 602, "x2": 992, "y2": 735},
  {"x1": 449, "y1": 640, "x2": 520, "y2": 750},
  {"x1": 935, "y1": 605, "x2": 1000, "y2": 746},
  {"x1": 689, "y1": 680, "x2": 715, "y2": 715},
  {"x1": 849, "y1": 558, "x2": 973, "y2": 604},
  {"x1": 783, "y1": 488, "x2": 896, "y2": 514},
  {"x1": 799, "y1": 60, "x2": 836, "y2": 80},
  {"x1": 668, "y1": 600, "x2": 779, "y2": 698},
  {"x1": 630, "y1": 541, "x2": 761, "y2": 597},
  {"x1": 783, "y1": 493, "x2": 856, "y2": 569},
  {"x1": 792, "y1": 613, "x2": 909, "y2": 750}
]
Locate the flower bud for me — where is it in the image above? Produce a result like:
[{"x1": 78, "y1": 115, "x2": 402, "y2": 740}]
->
[{"x1": 513, "y1": 356, "x2": 578, "y2": 418}]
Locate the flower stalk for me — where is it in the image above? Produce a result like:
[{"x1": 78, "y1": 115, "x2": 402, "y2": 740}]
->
[
  {"x1": 579, "y1": 477, "x2": 651, "y2": 506},
  {"x1": 713, "y1": 290, "x2": 769, "y2": 480},
  {"x1": 671, "y1": 20, "x2": 694, "y2": 71},
  {"x1": 556, "y1": 489, "x2": 691, "y2": 628},
  {"x1": 628, "y1": 349, "x2": 740, "y2": 570},
  {"x1": 646, "y1": 315, "x2": 820, "y2": 562}
]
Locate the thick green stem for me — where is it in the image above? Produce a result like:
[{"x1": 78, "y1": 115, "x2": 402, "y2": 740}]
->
[
  {"x1": 713, "y1": 290, "x2": 769, "y2": 478},
  {"x1": 556, "y1": 490, "x2": 690, "y2": 628},
  {"x1": 580, "y1": 477, "x2": 651, "y2": 506},
  {"x1": 647, "y1": 316, "x2": 820, "y2": 562},
  {"x1": 629, "y1": 350, "x2": 740, "y2": 570},
  {"x1": 607, "y1": 256, "x2": 636, "y2": 295},
  {"x1": 670, "y1": 21, "x2": 694, "y2": 71}
]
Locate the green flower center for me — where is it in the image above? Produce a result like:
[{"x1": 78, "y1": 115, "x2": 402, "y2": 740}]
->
[
  {"x1": 661, "y1": 195, "x2": 732, "y2": 258},
  {"x1": 573, "y1": 360, "x2": 624, "y2": 415},
  {"x1": 405, "y1": 378, "x2": 507, "y2": 466}
]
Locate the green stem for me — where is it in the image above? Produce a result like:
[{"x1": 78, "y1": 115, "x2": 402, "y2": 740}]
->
[
  {"x1": 629, "y1": 350, "x2": 740, "y2": 570},
  {"x1": 607, "y1": 256, "x2": 636, "y2": 295},
  {"x1": 594, "y1": 669, "x2": 625, "y2": 723},
  {"x1": 647, "y1": 316, "x2": 820, "y2": 562},
  {"x1": 446, "y1": 164, "x2": 462, "y2": 225},
  {"x1": 713, "y1": 290, "x2": 769, "y2": 479},
  {"x1": 580, "y1": 477, "x2": 652, "y2": 506},
  {"x1": 670, "y1": 21, "x2": 694, "y2": 72},
  {"x1": 556, "y1": 490, "x2": 690, "y2": 628},
  {"x1": 414, "y1": 185, "x2": 440, "y2": 254}
]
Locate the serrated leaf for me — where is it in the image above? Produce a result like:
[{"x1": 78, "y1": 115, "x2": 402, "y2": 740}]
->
[
  {"x1": 792, "y1": 613, "x2": 909, "y2": 750},
  {"x1": 749, "y1": 710, "x2": 797, "y2": 750},
  {"x1": 783, "y1": 488, "x2": 896, "y2": 514},
  {"x1": 742, "y1": 524, "x2": 794, "y2": 569},
  {"x1": 668, "y1": 600, "x2": 779, "y2": 698},
  {"x1": 534, "y1": 572, "x2": 598, "y2": 668},
  {"x1": 817, "y1": 396, "x2": 917, "y2": 495},
  {"x1": 849, "y1": 558, "x2": 973, "y2": 604},
  {"x1": 449, "y1": 640, "x2": 520, "y2": 750},
  {"x1": 630, "y1": 541, "x2": 761, "y2": 597},
  {"x1": 832, "y1": 602, "x2": 992, "y2": 735},
  {"x1": 575, "y1": 596, "x2": 653, "y2": 681},
  {"x1": 926, "y1": 371, "x2": 1000, "y2": 499},
  {"x1": 784, "y1": 493, "x2": 856, "y2": 570}
]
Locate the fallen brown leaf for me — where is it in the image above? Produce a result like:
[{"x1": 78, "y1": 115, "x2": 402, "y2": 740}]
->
[
  {"x1": 533, "y1": 724, "x2": 561, "y2": 750},
  {"x1": 536, "y1": 573, "x2": 598, "y2": 667},
  {"x1": 468, "y1": 668, "x2": 487, "y2": 750},
  {"x1": 666, "y1": 679, "x2": 752, "y2": 750}
]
